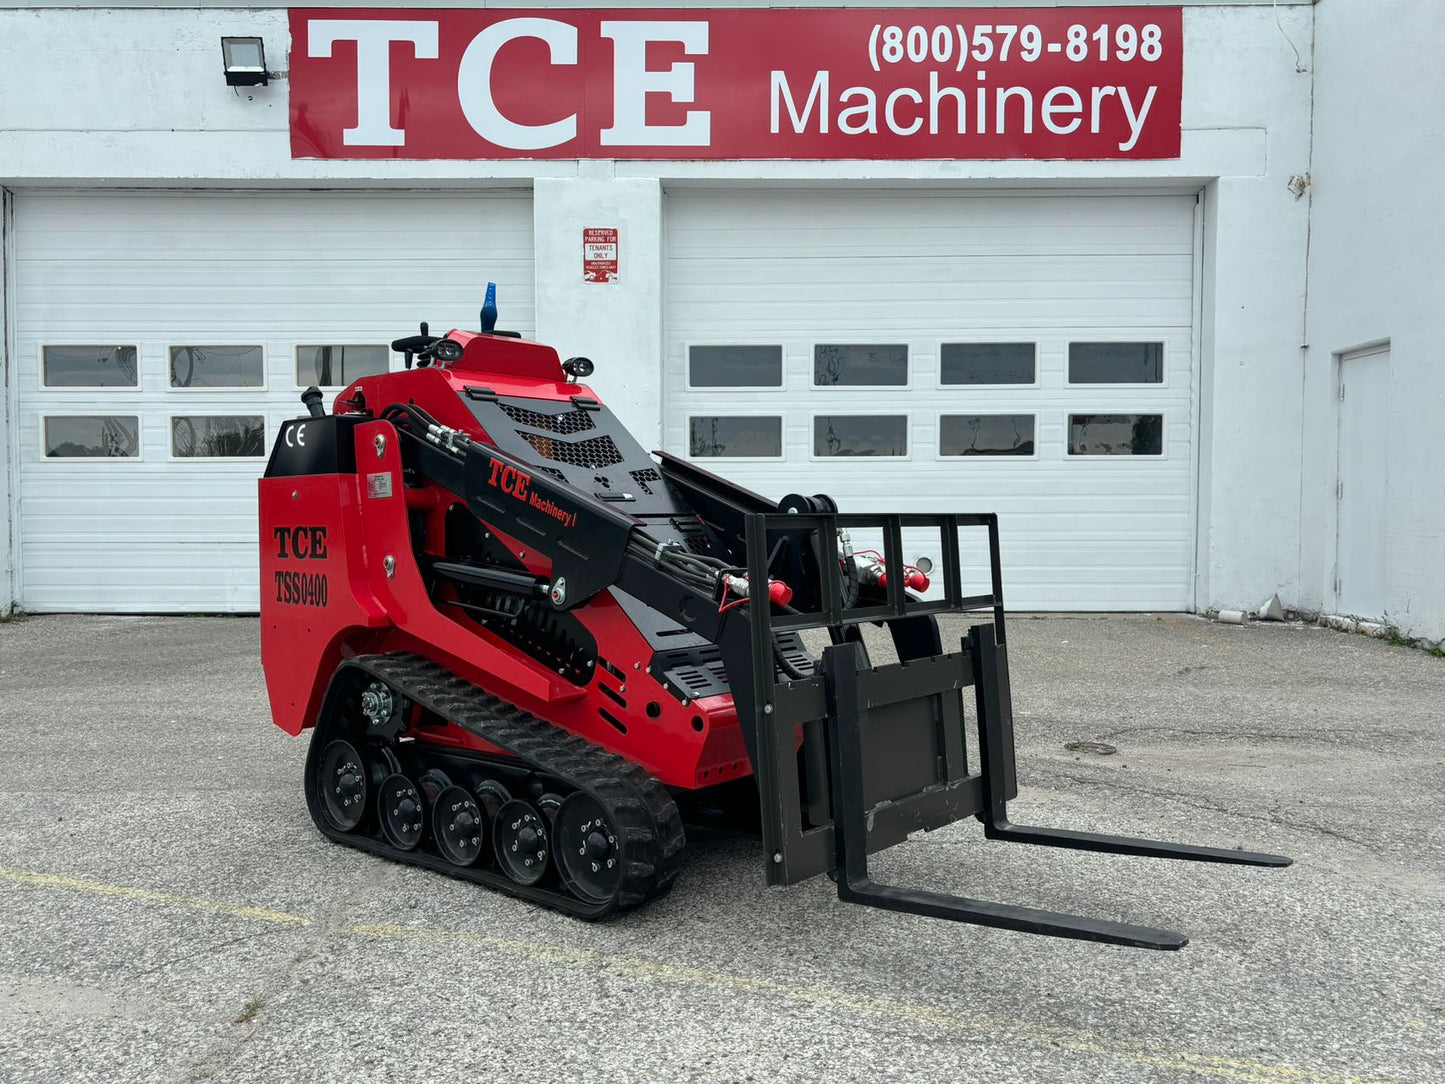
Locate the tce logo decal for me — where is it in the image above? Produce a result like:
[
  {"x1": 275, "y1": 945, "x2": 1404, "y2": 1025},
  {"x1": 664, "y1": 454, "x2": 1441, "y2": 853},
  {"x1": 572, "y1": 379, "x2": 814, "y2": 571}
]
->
[
  {"x1": 273, "y1": 526, "x2": 329, "y2": 607},
  {"x1": 486, "y1": 457, "x2": 578, "y2": 528},
  {"x1": 284, "y1": 423, "x2": 308, "y2": 448},
  {"x1": 485, "y1": 456, "x2": 575, "y2": 528},
  {"x1": 274, "y1": 526, "x2": 328, "y2": 560},
  {"x1": 488, "y1": 458, "x2": 531, "y2": 501}
]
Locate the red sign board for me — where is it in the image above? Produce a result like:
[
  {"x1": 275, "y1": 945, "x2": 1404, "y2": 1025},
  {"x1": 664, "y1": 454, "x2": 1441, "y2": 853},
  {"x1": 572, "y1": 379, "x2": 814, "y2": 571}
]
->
[
  {"x1": 290, "y1": 7, "x2": 1182, "y2": 160},
  {"x1": 583, "y1": 228, "x2": 620, "y2": 283}
]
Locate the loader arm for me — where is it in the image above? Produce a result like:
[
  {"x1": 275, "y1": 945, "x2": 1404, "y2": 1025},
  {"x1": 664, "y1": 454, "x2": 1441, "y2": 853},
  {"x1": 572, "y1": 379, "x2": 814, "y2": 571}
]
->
[{"x1": 380, "y1": 404, "x2": 772, "y2": 758}]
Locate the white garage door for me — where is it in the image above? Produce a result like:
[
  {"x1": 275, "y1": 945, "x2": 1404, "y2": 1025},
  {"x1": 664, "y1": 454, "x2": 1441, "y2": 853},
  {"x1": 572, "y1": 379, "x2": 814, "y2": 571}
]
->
[
  {"x1": 664, "y1": 188, "x2": 1199, "y2": 611},
  {"x1": 12, "y1": 190, "x2": 534, "y2": 612}
]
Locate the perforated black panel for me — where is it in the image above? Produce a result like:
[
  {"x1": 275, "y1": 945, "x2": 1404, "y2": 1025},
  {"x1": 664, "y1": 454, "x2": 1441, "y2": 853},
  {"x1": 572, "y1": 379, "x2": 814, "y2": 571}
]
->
[
  {"x1": 520, "y1": 432, "x2": 625, "y2": 470},
  {"x1": 500, "y1": 402, "x2": 597, "y2": 435},
  {"x1": 630, "y1": 468, "x2": 662, "y2": 495},
  {"x1": 463, "y1": 393, "x2": 691, "y2": 519}
]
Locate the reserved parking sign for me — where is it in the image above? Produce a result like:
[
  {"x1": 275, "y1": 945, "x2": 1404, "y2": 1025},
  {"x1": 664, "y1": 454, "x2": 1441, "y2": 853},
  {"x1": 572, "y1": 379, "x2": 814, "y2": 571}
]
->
[{"x1": 583, "y1": 228, "x2": 620, "y2": 283}]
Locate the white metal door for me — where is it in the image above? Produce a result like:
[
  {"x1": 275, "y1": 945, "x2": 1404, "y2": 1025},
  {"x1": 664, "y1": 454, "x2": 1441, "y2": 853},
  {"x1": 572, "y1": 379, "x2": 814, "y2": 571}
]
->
[
  {"x1": 12, "y1": 190, "x2": 534, "y2": 612},
  {"x1": 1335, "y1": 344, "x2": 1390, "y2": 620},
  {"x1": 663, "y1": 188, "x2": 1198, "y2": 611}
]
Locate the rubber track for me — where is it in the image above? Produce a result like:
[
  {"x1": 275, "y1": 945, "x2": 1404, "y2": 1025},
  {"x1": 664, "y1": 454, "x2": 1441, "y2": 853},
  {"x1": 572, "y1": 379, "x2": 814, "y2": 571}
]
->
[{"x1": 335, "y1": 653, "x2": 685, "y2": 917}]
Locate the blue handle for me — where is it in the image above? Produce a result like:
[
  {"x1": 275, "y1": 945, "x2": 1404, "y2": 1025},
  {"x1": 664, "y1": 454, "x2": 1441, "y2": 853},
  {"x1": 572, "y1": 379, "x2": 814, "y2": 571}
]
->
[{"x1": 481, "y1": 282, "x2": 498, "y2": 333}]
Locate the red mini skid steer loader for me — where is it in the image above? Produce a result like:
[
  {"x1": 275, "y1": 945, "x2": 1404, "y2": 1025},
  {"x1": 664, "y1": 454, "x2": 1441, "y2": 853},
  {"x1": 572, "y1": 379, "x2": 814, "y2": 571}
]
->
[{"x1": 260, "y1": 291, "x2": 1288, "y2": 949}]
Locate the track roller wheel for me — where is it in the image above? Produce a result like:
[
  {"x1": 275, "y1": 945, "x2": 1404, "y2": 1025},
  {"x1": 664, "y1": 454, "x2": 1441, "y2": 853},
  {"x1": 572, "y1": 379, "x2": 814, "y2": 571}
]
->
[
  {"x1": 555, "y1": 792, "x2": 623, "y2": 905},
  {"x1": 417, "y1": 768, "x2": 454, "y2": 804},
  {"x1": 474, "y1": 779, "x2": 511, "y2": 817},
  {"x1": 434, "y1": 786, "x2": 486, "y2": 867},
  {"x1": 378, "y1": 774, "x2": 425, "y2": 851},
  {"x1": 495, "y1": 800, "x2": 549, "y2": 885},
  {"x1": 318, "y1": 740, "x2": 369, "y2": 832}
]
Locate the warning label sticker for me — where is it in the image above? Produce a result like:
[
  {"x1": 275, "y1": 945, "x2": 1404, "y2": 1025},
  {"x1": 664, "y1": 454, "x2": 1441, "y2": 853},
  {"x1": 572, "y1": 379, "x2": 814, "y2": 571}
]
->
[{"x1": 367, "y1": 472, "x2": 394, "y2": 499}]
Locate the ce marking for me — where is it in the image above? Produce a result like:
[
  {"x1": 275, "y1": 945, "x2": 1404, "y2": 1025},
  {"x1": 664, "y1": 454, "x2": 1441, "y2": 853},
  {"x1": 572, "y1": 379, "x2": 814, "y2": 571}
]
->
[{"x1": 285, "y1": 423, "x2": 308, "y2": 449}]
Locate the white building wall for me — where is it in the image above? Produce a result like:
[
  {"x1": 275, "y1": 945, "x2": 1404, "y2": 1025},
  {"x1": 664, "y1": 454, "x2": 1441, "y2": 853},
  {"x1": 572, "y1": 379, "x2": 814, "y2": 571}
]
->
[
  {"x1": 1, "y1": 188, "x2": 13, "y2": 613},
  {"x1": 1300, "y1": 0, "x2": 1445, "y2": 639},
  {"x1": 0, "y1": 2, "x2": 1322, "y2": 617},
  {"x1": 1184, "y1": 6, "x2": 1314, "y2": 614},
  {"x1": 533, "y1": 174, "x2": 664, "y2": 451}
]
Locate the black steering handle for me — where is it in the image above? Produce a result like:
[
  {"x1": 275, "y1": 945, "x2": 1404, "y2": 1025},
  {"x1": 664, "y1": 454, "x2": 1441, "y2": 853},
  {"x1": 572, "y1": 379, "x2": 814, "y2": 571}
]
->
[
  {"x1": 392, "y1": 321, "x2": 439, "y2": 356},
  {"x1": 391, "y1": 333, "x2": 440, "y2": 353}
]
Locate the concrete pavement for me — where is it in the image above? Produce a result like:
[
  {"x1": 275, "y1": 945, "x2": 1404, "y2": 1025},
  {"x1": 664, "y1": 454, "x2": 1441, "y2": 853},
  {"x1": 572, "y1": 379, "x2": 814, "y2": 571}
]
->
[{"x1": 0, "y1": 613, "x2": 1440, "y2": 1083}]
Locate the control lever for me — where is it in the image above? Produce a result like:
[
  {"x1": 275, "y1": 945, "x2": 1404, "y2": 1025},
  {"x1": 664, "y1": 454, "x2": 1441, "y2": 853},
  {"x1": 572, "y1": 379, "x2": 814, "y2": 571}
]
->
[{"x1": 392, "y1": 321, "x2": 441, "y2": 369}]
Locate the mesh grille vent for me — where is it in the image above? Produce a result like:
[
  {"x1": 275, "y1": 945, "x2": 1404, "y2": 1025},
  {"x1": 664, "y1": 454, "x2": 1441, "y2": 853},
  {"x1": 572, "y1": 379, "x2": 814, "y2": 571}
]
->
[
  {"x1": 520, "y1": 432, "x2": 625, "y2": 470},
  {"x1": 629, "y1": 468, "x2": 662, "y2": 495},
  {"x1": 500, "y1": 403, "x2": 597, "y2": 435}
]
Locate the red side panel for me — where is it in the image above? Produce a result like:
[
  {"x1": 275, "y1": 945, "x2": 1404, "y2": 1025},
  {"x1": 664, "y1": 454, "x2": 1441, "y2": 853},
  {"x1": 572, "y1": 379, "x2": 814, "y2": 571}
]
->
[
  {"x1": 259, "y1": 472, "x2": 388, "y2": 735},
  {"x1": 449, "y1": 331, "x2": 565, "y2": 381}
]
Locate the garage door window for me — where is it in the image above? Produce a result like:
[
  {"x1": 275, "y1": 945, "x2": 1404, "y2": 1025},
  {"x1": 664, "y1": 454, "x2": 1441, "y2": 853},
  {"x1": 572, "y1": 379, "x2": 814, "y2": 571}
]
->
[
  {"x1": 814, "y1": 415, "x2": 908, "y2": 457},
  {"x1": 1068, "y1": 342, "x2": 1164, "y2": 384},
  {"x1": 688, "y1": 345, "x2": 782, "y2": 389},
  {"x1": 169, "y1": 346, "x2": 265, "y2": 389},
  {"x1": 940, "y1": 414, "x2": 1035, "y2": 457},
  {"x1": 940, "y1": 343, "x2": 1036, "y2": 386},
  {"x1": 42, "y1": 345, "x2": 138, "y2": 388},
  {"x1": 171, "y1": 415, "x2": 266, "y2": 459},
  {"x1": 43, "y1": 416, "x2": 140, "y2": 459},
  {"x1": 1068, "y1": 414, "x2": 1164, "y2": 456},
  {"x1": 689, "y1": 416, "x2": 782, "y2": 458},
  {"x1": 297, "y1": 345, "x2": 391, "y2": 388},
  {"x1": 814, "y1": 345, "x2": 908, "y2": 387}
]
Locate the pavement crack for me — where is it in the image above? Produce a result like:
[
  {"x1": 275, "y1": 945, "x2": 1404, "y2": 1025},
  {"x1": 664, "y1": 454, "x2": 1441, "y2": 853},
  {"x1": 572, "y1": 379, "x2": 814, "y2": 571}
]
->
[
  {"x1": 128, "y1": 930, "x2": 276, "y2": 981},
  {"x1": 1028, "y1": 766, "x2": 1375, "y2": 848},
  {"x1": 173, "y1": 869, "x2": 393, "y2": 1084},
  {"x1": 1094, "y1": 724, "x2": 1360, "y2": 744},
  {"x1": 1258, "y1": 805, "x2": 1375, "y2": 848}
]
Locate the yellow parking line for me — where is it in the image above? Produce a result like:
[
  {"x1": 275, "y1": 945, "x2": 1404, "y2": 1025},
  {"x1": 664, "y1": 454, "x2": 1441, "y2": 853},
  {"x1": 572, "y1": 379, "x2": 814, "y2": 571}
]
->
[
  {"x1": 349, "y1": 922, "x2": 1392, "y2": 1084},
  {"x1": 0, "y1": 867, "x2": 311, "y2": 927},
  {"x1": 0, "y1": 866, "x2": 1400, "y2": 1084}
]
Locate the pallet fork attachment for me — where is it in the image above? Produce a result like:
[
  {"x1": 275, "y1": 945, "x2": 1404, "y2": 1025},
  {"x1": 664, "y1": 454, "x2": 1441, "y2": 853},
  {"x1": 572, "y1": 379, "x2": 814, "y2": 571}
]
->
[{"x1": 740, "y1": 510, "x2": 1291, "y2": 950}]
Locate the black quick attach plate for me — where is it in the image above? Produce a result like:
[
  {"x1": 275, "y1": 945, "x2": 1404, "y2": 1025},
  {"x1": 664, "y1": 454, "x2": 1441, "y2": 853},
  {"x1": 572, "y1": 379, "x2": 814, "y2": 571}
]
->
[{"x1": 735, "y1": 510, "x2": 1291, "y2": 950}]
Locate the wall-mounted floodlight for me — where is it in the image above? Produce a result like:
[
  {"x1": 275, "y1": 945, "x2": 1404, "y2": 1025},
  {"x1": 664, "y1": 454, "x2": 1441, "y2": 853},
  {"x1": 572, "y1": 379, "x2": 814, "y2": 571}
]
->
[{"x1": 221, "y1": 37, "x2": 268, "y2": 87}]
